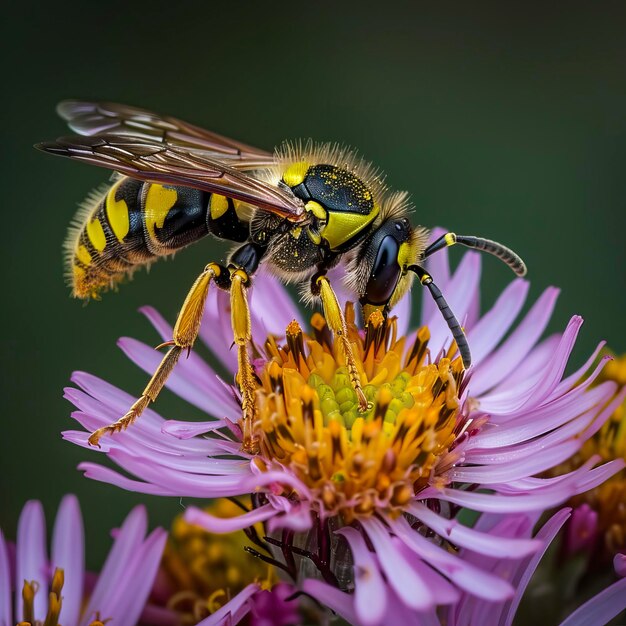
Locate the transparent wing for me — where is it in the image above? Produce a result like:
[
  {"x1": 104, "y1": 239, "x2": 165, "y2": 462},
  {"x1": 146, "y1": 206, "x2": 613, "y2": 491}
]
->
[
  {"x1": 56, "y1": 100, "x2": 275, "y2": 170},
  {"x1": 36, "y1": 134, "x2": 305, "y2": 220}
]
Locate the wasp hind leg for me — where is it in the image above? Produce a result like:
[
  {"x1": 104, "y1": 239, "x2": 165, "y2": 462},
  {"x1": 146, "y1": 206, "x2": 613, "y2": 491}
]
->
[{"x1": 87, "y1": 262, "x2": 227, "y2": 447}]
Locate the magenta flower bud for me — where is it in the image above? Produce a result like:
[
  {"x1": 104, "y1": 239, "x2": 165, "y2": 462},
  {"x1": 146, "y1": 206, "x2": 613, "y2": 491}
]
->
[{"x1": 566, "y1": 503, "x2": 599, "y2": 555}]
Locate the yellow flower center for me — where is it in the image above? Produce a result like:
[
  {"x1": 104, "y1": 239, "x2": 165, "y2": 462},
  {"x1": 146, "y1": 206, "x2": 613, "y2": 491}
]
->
[
  {"x1": 162, "y1": 499, "x2": 276, "y2": 624},
  {"x1": 254, "y1": 307, "x2": 463, "y2": 522}
]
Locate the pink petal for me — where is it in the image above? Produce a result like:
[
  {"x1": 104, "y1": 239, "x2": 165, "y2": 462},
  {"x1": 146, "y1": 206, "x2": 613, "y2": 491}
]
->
[
  {"x1": 391, "y1": 516, "x2": 514, "y2": 601},
  {"x1": 161, "y1": 419, "x2": 229, "y2": 438},
  {"x1": 104, "y1": 528, "x2": 167, "y2": 626},
  {"x1": 247, "y1": 269, "x2": 304, "y2": 334},
  {"x1": 51, "y1": 495, "x2": 84, "y2": 626},
  {"x1": 467, "y1": 278, "x2": 529, "y2": 364},
  {"x1": 78, "y1": 462, "x2": 181, "y2": 496},
  {"x1": 406, "y1": 502, "x2": 540, "y2": 558},
  {"x1": 336, "y1": 527, "x2": 388, "y2": 626},
  {"x1": 553, "y1": 340, "x2": 606, "y2": 397},
  {"x1": 394, "y1": 540, "x2": 460, "y2": 605},
  {"x1": 478, "y1": 315, "x2": 583, "y2": 415},
  {"x1": 392, "y1": 288, "x2": 412, "y2": 338},
  {"x1": 425, "y1": 252, "x2": 482, "y2": 356},
  {"x1": 423, "y1": 486, "x2": 570, "y2": 514},
  {"x1": 420, "y1": 227, "x2": 451, "y2": 327},
  {"x1": 16, "y1": 500, "x2": 48, "y2": 621},
  {"x1": 198, "y1": 287, "x2": 239, "y2": 372},
  {"x1": 559, "y1": 577, "x2": 626, "y2": 626},
  {"x1": 184, "y1": 504, "x2": 276, "y2": 533},
  {"x1": 450, "y1": 440, "x2": 580, "y2": 484},
  {"x1": 266, "y1": 501, "x2": 312, "y2": 533},
  {"x1": 501, "y1": 509, "x2": 571, "y2": 626},
  {"x1": 301, "y1": 580, "x2": 359, "y2": 626},
  {"x1": 195, "y1": 584, "x2": 259, "y2": 626},
  {"x1": 362, "y1": 517, "x2": 434, "y2": 610},
  {"x1": 466, "y1": 378, "x2": 612, "y2": 450},
  {"x1": 118, "y1": 337, "x2": 236, "y2": 418},
  {"x1": 0, "y1": 532, "x2": 11, "y2": 626},
  {"x1": 81, "y1": 505, "x2": 148, "y2": 622},
  {"x1": 470, "y1": 287, "x2": 560, "y2": 395}
]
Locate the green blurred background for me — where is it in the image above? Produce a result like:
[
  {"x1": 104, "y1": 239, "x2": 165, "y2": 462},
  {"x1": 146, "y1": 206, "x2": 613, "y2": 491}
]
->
[{"x1": 1, "y1": 2, "x2": 625, "y2": 565}]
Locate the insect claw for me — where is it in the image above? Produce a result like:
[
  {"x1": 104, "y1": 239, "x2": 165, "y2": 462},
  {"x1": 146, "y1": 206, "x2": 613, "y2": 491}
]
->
[{"x1": 155, "y1": 340, "x2": 175, "y2": 351}]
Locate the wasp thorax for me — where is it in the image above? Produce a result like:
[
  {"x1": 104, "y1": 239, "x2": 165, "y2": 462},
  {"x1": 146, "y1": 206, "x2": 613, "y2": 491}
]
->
[
  {"x1": 254, "y1": 308, "x2": 464, "y2": 523},
  {"x1": 283, "y1": 162, "x2": 375, "y2": 217}
]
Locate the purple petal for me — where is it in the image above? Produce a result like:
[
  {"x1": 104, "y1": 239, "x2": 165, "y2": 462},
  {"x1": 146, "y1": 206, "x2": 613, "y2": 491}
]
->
[
  {"x1": 406, "y1": 502, "x2": 540, "y2": 558},
  {"x1": 554, "y1": 340, "x2": 606, "y2": 397},
  {"x1": 0, "y1": 532, "x2": 12, "y2": 626},
  {"x1": 198, "y1": 287, "x2": 239, "y2": 372},
  {"x1": 394, "y1": 540, "x2": 460, "y2": 605},
  {"x1": 161, "y1": 419, "x2": 228, "y2": 438},
  {"x1": 51, "y1": 495, "x2": 84, "y2": 626},
  {"x1": 336, "y1": 527, "x2": 388, "y2": 626},
  {"x1": 391, "y1": 516, "x2": 514, "y2": 601},
  {"x1": 501, "y1": 509, "x2": 571, "y2": 626},
  {"x1": 104, "y1": 528, "x2": 167, "y2": 626},
  {"x1": 478, "y1": 316, "x2": 584, "y2": 415},
  {"x1": 571, "y1": 459, "x2": 626, "y2": 496},
  {"x1": 101, "y1": 450, "x2": 255, "y2": 498},
  {"x1": 248, "y1": 269, "x2": 304, "y2": 334},
  {"x1": 450, "y1": 440, "x2": 580, "y2": 484},
  {"x1": 425, "y1": 252, "x2": 482, "y2": 356},
  {"x1": 392, "y1": 288, "x2": 412, "y2": 338},
  {"x1": 78, "y1": 462, "x2": 181, "y2": 495},
  {"x1": 301, "y1": 579, "x2": 359, "y2": 626},
  {"x1": 118, "y1": 337, "x2": 237, "y2": 418},
  {"x1": 81, "y1": 505, "x2": 148, "y2": 623},
  {"x1": 195, "y1": 583, "x2": 259, "y2": 626},
  {"x1": 266, "y1": 501, "x2": 312, "y2": 533},
  {"x1": 362, "y1": 517, "x2": 434, "y2": 610},
  {"x1": 420, "y1": 228, "x2": 451, "y2": 327},
  {"x1": 470, "y1": 287, "x2": 560, "y2": 395},
  {"x1": 421, "y1": 485, "x2": 573, "y2": 514},
  {"x1": 467, "y1": 279, "x2": 529, "y2": 364},
  {"x1": 464, "y1": 405, "x2": 598, "y2": 467},
  {"x1": 560, "y1": 577, "x2": 626, "y2": 626},
  {"x1": 466, "y1": 378, "x2": 613, "y2": 451},
  {"x1": 184, "y1": 504, "x2": 276, "y2": 533},
  {"x1": 16, "y1": 500, "x2": 48, "y2": 621}
]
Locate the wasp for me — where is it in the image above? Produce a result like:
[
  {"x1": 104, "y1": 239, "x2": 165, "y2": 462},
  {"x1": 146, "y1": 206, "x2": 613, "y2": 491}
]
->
[{"x1": 37, "y1": 101, "x2": 527, "y2": 452}]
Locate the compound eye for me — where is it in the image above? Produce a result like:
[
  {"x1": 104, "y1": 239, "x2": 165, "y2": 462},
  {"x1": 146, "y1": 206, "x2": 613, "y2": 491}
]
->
[{"x1": 363, "y1": 234, "x2": 401, "y2": 306}]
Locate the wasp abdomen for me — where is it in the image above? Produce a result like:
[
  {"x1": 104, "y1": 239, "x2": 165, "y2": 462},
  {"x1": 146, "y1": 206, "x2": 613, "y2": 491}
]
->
[{"x1": 68, "y1": 177, "x2": 247, "y2": 298}]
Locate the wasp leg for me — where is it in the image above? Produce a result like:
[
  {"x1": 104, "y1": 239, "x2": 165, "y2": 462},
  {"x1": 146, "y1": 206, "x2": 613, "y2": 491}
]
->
[
  {"x1": 88, "y1": 262, "x2": 225, "y2": 447},
  {"x1": 313, "y1": 274, "x2": 368, "y2": 412},
  {"x1": 408, "y1": 264, "x2": 471, "y2": 369},
  {"x1": 422, "y1": 232, "x2": 527, "y2": 277},
  {"x1": 228, "y1": 267, "x2": 259, "y2": 454}
]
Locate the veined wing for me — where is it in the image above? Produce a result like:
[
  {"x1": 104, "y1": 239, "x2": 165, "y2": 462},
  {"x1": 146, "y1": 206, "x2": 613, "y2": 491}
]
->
[
  {"x1": 56, "y1": 100, "x2": 275, "y2": 170},
  {"x1": 36, "y1": 134, "x2": 305, "y2": 221}
]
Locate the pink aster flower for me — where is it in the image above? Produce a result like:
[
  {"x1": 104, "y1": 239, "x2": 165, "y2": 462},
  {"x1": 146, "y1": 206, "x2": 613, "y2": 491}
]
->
[
  {"x1": 0, "y1": 494, "x2": 166, "y2": 626},
  {"x1": 63, "y1": 229, "x2": 625, "y2": 621}
]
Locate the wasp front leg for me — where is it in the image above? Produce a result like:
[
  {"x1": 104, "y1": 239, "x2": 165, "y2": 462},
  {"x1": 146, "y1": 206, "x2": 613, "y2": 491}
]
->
[{"x1": 312, "y1": 272, "x2": 368, "y2": 412}]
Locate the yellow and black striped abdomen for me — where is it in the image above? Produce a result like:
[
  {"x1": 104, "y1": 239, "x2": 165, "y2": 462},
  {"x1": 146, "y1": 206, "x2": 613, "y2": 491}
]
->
[{"x1": 66, "y1": 177, "x2": 217, "y2": 298}]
